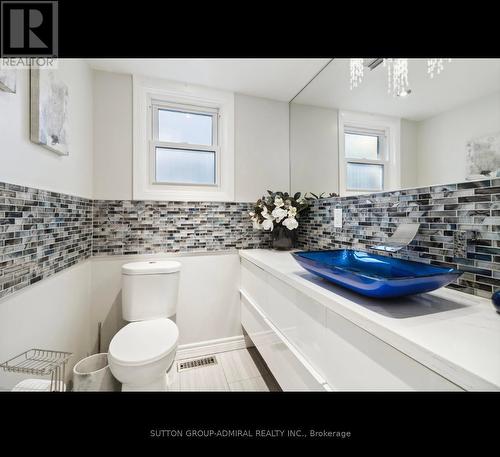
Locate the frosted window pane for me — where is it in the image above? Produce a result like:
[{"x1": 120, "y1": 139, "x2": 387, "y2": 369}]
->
[
  {"x1": 347, "y1": 163, "x2": 383, "y2": 190},
  {"x1": 155, "y1": 147, "x2": 215, "y2": 185},
  {"x1": 158, "y1": 109, "x2": 213, "y2": 145},
  {"x1": 345, "y1": 133, "x2": 379, "y2": 159}
]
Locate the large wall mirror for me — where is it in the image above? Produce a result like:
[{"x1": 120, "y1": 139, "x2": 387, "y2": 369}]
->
[{"x1": 290, "y1": 58, "x2": 500, "y2": 197}]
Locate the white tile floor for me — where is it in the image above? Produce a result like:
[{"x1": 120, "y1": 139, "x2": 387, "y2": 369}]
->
[{"x1": 167, "y1": 347, "x2": 281, "y2": 392}]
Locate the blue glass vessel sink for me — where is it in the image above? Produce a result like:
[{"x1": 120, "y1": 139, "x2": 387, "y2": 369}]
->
[{"x1": 292, "y1": 250, "x2": 463, "y2": 298}]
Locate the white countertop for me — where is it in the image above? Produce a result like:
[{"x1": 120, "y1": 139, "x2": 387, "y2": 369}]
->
[{"x1": 239, "y1": 249, "x2": 500, "y2": 391}]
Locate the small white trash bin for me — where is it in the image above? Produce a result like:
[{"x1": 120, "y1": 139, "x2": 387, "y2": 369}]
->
[{"x1": 72, "y1": 353, "x2": 120, "y2": 391}]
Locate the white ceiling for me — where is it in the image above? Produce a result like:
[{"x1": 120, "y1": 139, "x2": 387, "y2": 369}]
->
[
  {"x1": 293, "y1": 58, "x2": 500, "y2": 121},
  {"x1": 86, "y1": 58, "x2": 331, "y2": 102}
]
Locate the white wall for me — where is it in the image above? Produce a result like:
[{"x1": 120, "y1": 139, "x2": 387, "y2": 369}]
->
[
  {"x1": 0, "y1": 60, "x2": 94, "y2": 390},
  {"x1": 92, "y1": 70, "x2": 290, "y2": 201},
  {"x1": 290, "y1": 103, "x2": 339, "y2": 195},
  {"x1": 416, "y1": 91, "x2": 500, "y2": 186},
  {"x1": 234, "y1": 94, "x2": 289, "y2": 201},
  {"x1": 90, "y1": 253, "x2": 242, "y2": 351},
  {"x1": 400, "y1": 119, "x2": 418, "y2": 189},
  {"x1": 0, "y1": 262, "x2": 91, "y2": 390},
  {"x1": 91, "y1": 70, "x2": 136, "y2": 200},
  {"x1": 0, "y1": 59, "x2": 94, "y2": 199},
  {"x1": 93, "y1": 71, "x2": 133, "y2": 200}
]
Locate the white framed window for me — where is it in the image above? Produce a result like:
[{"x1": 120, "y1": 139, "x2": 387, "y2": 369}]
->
[
  {"x1": 133, "y1": 75, "x2": 234, "y2": 201},
  {"x1": 339, "y1": 111, "x2": 400, "y2": 196},
  {"x1": 151, "y1": 101, "x2": 219, "y2": 186},
  {"x1": 344, "y1": 126, "x2": 388, "y2": 192}
]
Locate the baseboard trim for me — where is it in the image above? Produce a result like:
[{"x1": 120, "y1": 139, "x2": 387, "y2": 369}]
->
[{"x1": 176, "y1": 335, "x2": 254, "y2": 360}]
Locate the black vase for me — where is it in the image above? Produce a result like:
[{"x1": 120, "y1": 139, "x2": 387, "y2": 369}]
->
[
  {"x1": 492, "y1": 290, "x2": 500, "y2": 314},
  {"x1": 272, "y1": 225, "x2": 297, "y2": 250}
]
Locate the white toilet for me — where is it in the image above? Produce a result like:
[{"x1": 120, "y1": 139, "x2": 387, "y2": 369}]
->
[{"x1": 108, "y1": 260, "x2": 181, "y2": 391}]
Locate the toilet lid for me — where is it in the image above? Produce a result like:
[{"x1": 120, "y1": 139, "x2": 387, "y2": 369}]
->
[
  {"x1": 109, "y1": 319, "x2": 178, "y2": 366},
  {"x1": 122, "y1": 260, "x2": 181, "y2": 275}
]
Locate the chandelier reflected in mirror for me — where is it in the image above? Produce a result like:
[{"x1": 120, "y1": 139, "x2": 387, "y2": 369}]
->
[
  {"x1": 427, "y1": 58, "x2": 452, "y2": 79},
  {"x1": 349, "y1": 58, "x2": 451, "y2": 97},
  {"x1": 349, "y1": 58, "x2": 364, "y2": 90}
]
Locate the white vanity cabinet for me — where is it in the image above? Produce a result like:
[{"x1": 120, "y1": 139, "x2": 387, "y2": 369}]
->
[{"x1": 240, "y1": 256, "x2": 463, "y2": 391}]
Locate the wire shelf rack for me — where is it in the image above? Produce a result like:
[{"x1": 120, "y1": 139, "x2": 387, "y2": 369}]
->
[{"x1": 0, "y1": 348, "x2": 72, "y2": 392}]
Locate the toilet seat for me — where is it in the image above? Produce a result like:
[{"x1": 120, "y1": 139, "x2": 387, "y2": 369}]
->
[{"x1": 109, "y1": 319, "x2": 178, "y2": 367}]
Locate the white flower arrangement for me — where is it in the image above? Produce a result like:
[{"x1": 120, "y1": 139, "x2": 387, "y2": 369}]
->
[{"x1": 249, "y1": 191, "x2": 311, "y2": 232}]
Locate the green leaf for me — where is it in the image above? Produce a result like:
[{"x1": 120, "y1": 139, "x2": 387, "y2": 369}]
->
[{"x1": 294, "y1": 192, "x2": 301, "y2": 200}]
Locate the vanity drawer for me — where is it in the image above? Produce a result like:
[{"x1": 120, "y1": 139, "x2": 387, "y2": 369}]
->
[
  {"x1": 241, "y1": 259, "x2": 327, "y2": 364},
  {"x1": 241, "y1": 291, "x2": 328, "y2": 391},
  {"x1": 240, "y1": 259, "x2": 269, "y2": 314},
  {"x1": 265, "y1": 275, "x2": 461, "y2": 390},
  {"x1": 265, "y1": 273, "x2": 328, "y2": 379},
  {"x1": 323, "y1": 309, "x2": 463, "y2": 391}
]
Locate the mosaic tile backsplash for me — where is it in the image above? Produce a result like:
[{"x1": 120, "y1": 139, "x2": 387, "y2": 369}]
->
[
  {"x1": 297, "y1": 178, "x2": 500, "y2": 298},
  {"x1": 3, "y1": 177, "x2": 500, "y2": 301},
  {"x1": 0, "y1": 182, "x2": 92, "y2": 300},
  {"x1": 0, "y1": 180, "x2": 271, "y2": 300},
  {"x1": 92, "y1": 200, "x2": 271, "y2": 255}
]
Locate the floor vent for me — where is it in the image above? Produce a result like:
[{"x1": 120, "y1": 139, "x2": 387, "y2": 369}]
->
[{"x1": 177, "y1": 356, "x2": 218, "y2": 372}]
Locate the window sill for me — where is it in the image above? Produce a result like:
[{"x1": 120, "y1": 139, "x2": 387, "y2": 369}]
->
[{"x1": 132, "y1": 186, "x2": 234, "y2": 202}]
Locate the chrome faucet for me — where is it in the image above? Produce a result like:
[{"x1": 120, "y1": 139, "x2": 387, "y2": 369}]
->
[{"x1": 370, "y1": 223, "x2": 420, "y2": 253}]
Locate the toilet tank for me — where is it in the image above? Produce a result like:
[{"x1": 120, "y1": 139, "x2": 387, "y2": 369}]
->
[{"x1": 121, "y1": 260, "x2": 181, "y2": 321}]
